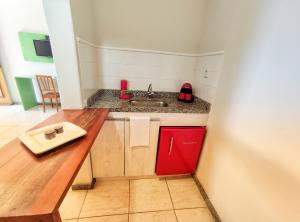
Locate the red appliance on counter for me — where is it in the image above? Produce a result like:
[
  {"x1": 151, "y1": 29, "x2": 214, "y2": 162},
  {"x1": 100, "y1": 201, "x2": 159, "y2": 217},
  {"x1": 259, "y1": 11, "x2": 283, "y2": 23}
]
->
[
  {"x1": 119, "y1": 79, "x2": 132, "y2": 100},
  {"x1": 178, "y1": 83, "x2": 194, "y2": 103},
  {"x1": 156, "y1": 127, "x2": 206, "y2": 176}
]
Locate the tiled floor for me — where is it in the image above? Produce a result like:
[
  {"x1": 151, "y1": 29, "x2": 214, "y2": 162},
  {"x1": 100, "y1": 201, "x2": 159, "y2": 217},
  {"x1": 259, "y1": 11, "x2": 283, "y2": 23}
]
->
[
  {"x1": 0, "y1": 105, "x2": 56, "y2": 148},
  {"x1": 0, "y1": 105, "x2": 214, "y2": 222},
  {"x1": 60, "y1": 177, "x2": 215, "y2": 222}
]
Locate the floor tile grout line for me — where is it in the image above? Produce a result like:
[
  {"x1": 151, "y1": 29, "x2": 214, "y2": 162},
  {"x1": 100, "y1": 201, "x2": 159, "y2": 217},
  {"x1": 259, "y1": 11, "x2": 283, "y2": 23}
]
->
[
  {"x1": 165, "y1": 178, "x2": 175, "y2": 209},
  {"x1": 78, "y1": 213, "x2": 129, "y2": 220},
  {"x1": 62, "y1": 217, "x2": 78, "y2": 221},
  {"x1": 77, "y1": 208, "x2": 188, "y2": 220},
  {"x1": 78, "y1": 207, "x2": 176, "y2": 219},
  {"x1": 129, "y1": 208, "x2": 176, "y2": 214},
  {"x1": 64, "y1": 174, "x2": 209, "y2": 221},
  {"x1": 77, "y1": 189, "x2": 88, "y2": 220},
  {"x1": 129, "y1": 177, "x2": 160, "y2": 181},
  {"x1": 128, "y1": 179, "x2": 131, "y2": 222},
  {"x1": 174, "y1": 206, "x2": 209, "y2": 211},
  {"x1": 193, "y1": 176, "x2": 221, "y2": 222},
  {"x1": 71, "y1": 206, "x2": 210, "y2": 221},
  {"x1": 165, "y1": 178, "x2": 179, "y2": 222}
]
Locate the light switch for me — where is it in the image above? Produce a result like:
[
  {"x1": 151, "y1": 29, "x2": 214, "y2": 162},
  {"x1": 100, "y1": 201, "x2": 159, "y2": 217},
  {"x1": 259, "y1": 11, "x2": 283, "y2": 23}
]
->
[{"x1": 204, "y1": 69, "x2": 209, "y2": 79}]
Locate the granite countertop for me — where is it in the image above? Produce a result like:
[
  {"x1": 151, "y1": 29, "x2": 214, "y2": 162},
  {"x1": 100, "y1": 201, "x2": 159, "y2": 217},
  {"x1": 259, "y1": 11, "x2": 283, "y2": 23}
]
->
[{"x1": 87, "y1": 89, "x2": 210, "y2": 114}]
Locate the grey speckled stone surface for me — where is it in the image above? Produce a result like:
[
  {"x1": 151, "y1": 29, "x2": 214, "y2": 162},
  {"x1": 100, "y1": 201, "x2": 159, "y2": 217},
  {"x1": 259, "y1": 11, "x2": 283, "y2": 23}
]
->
[{"x1": 87, "y1": 89, "x2": 210, "y2": 114}]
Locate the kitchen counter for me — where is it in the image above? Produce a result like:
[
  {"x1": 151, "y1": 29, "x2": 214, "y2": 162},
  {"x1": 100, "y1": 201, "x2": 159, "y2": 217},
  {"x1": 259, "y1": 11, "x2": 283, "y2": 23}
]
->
[
  {"x1": 0, "y1": 108, "x2": 109, "y2": 222},
  {"x1": 87, "y1": 89, "x2": 210, "y2": 113}
]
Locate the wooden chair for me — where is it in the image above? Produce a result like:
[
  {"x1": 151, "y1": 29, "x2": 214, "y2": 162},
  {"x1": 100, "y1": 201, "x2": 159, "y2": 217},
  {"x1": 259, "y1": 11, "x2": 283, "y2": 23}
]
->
[{"x1": 36, "y1": 75, "x2": 60, "y2": 112}]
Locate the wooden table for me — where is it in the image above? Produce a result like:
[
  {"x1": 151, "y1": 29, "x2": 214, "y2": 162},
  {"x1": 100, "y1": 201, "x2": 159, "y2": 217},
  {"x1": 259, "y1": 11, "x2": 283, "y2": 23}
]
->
[{"x1": 0, "y1": 108, "x2": 109, "y2": 222}]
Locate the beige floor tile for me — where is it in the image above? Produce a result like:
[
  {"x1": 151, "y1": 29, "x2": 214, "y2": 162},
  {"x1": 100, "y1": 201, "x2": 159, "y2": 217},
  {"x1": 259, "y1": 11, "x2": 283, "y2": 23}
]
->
[
  {"x1": 59, "y1": 189, "x2": 87, "y2": 220},
  {"x1": 0, "y1": 105, "x2": 56, "y2": 139},
  {"x1": 167, "y1": 177, "x2": 207, "y2": 209},
  {"x1": 0, "y1": 105, "x2": 55, "y2": 127},
  {"x1": 78, "y1": 214, "x2": 128, "y2": 222},
  {"x1": 0, "y1": 126, "x2": 10, "y2": 134},
  {"x1": 129, "y1": 210, "x2": 177, "y2": 222},
  {"x1": 80, "y1": 180, "x2": 129, "y2": 218},
  {"x1": 63, "y1": 220, "x2": 78, "y2": 222},
  {"x1": 0, "y1": 125, "x2": 31, "y2": 139},
  {"x1": 0, "y1": 105, "x2": 56, "y2": 147},
  {"x1": 0, "y1": 126, "x2": 15, "y2": 138},
  {"x1": 175, "y1": 208, "x2": 214, "y2": 222},
  {"x1": 130, "y1": 179, "x2": 173, "y2": 213}
]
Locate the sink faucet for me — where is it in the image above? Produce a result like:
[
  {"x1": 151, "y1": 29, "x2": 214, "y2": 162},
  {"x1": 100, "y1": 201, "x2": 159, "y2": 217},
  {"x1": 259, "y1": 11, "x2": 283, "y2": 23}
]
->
[{"x1": 147, "y1": 83, "x2": 155, "y2": 98}]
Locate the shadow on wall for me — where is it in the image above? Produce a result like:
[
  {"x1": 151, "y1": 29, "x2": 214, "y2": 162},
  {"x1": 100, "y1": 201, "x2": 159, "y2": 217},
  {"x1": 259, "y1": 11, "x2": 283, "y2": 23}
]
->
[
  {"x1": 198, "y1": 0, "x2": 264, "y2": 184},
  {"x1": 197, "y1": 0, "x2": 300, "y2": 221},
  {"x1": 200, "y1": 133, "x2": 300, "y2": 221},
  {"x1": 207, "y1": 0, "x2": 265, "y2": 130},
  {"x1": 76, "y1": 39, "x2": 101, "y2": 106}
]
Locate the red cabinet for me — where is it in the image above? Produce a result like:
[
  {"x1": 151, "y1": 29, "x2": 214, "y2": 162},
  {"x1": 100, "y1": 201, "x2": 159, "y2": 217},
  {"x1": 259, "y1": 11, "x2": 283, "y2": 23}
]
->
[{"x1": 155, "y1": 127, "x2": 206, "y2": 176}]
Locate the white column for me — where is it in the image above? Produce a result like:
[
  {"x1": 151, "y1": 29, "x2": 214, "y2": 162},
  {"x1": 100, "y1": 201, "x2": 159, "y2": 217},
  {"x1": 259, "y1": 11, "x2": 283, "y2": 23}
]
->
[{"x1": 42, "y1": 0, "x2": 83, "y2": 109}]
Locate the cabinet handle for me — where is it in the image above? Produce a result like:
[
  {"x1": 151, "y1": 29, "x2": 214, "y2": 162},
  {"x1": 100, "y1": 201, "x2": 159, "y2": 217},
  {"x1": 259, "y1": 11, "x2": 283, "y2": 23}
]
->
[{"x1": 168, "y1": 137, "x2": 174, "y2": 156}]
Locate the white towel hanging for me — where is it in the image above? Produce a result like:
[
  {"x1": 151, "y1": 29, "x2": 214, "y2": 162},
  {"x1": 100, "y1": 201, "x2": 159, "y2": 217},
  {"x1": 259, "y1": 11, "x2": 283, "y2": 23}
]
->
[{"x1": 129, "y1": 116, "x2": 150, "y2": 147}]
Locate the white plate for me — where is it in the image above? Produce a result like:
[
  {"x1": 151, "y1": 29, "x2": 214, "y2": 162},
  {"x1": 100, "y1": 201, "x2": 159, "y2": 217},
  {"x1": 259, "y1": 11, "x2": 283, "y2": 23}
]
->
[{"x1": 19, "y1": 121, "x2": 87, "y2": 155}]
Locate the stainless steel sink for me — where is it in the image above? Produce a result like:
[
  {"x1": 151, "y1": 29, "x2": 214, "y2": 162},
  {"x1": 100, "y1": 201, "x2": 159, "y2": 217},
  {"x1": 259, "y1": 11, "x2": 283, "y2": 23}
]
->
[{"x1": 129, "y1": 99, "x2": 168, "y2": 107}]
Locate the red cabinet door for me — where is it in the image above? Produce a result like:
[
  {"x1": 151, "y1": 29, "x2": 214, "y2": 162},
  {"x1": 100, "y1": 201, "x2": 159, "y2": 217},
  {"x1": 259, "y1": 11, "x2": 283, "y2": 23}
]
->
[{"x1": 155, "y1": 127, "x2": 206, "y2": 176}]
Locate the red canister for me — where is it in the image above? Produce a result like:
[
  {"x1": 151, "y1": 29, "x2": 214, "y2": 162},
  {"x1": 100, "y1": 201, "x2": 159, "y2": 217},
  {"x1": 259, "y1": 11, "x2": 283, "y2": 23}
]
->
[{"x1": 120, "y1": 80, "x2": 128, "y2": 91}]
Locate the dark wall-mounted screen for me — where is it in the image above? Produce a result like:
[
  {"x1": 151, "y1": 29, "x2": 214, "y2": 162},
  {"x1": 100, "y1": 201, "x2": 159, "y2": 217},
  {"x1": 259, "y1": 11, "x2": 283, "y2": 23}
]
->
[{"x1": 33, "y1": 38, "x2": 53, "y2": 57}]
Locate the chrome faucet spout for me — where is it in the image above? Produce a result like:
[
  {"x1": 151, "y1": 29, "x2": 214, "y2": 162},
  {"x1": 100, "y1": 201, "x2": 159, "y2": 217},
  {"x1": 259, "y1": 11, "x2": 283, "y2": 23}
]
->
[
  {"x1": 147, "y1": 83, "x2": 154, "y2": 98},
  {"x1": 148, "y1": 84, "x2": 152, "y2": 93}
]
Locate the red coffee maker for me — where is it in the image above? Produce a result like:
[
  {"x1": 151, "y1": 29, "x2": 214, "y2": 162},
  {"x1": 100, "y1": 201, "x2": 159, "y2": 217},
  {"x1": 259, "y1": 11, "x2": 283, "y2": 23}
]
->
[{"x1": 178, "y1": 83, "x2": 194, "y2": 103}]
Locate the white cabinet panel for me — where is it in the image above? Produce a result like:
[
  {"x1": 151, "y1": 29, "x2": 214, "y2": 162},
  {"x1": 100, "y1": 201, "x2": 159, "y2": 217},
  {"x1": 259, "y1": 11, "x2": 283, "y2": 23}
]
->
[
  {"x1": 125, "y1": 121, "x2": 160, "y2": 176},
  {"x1": 73, "y1": 153, "x2": 93, "y2": 188},
  {"x1": 91, "y1": 120, "x2": 125, "y2": 177}
]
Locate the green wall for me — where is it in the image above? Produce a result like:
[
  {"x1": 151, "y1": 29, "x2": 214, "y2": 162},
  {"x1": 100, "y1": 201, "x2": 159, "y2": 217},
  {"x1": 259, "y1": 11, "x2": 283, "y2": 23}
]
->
[
  {"x1": 15, "y1": 76, "x2": 37, "y2": 110},
  {"x1": 18, "y1": 32, "x2": 53, "y2": 63}
]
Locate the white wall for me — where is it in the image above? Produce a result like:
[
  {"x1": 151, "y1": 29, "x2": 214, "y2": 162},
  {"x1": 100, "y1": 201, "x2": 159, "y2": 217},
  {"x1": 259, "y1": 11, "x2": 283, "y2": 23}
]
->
[
  {"x1": 77, "y1": 41, "x2": 100, "y2": 105},
  {"x1": 42, "y1": 0, "x2": 83, "y2": 109},
  {"x1": 196, "y1": 1, "x2": 300, "y2": 222},
  {"x1": 77, "y1": 38, "x2": 224, "y2": 104},
  {"x1": 77, "y1": 39, "x2": 197, "y2": 99},
  {"x1": 68, "y1": 0, "x2": 224, "y2": 106},
  {"x1": 0, "y1": 0, "x2": 56, "y2": 103},
  {"x1": 70, "y1": 0, "x2": 96, "y2": 43},
  {"x1": 96, "y1": 48, "x2": 197, "y2": 92},
  {"x1": 199, "y1": 0, "x2": 234, "y2": 53},
  {"x1": 69, "y1": 0, "x2": 98, "y2": 106},
  {"x1": 71, "y1": 0, "x2": 223, "y2": 105},
  {"x1": 38, "y1": 0, "x2": 223, "y2": 107},
  {"x1": 194, "y1": 54, "x2": 224, "y2": 103},
  {"x1": 92, "y1": 0, "x2": 207, "y2": 54}
]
